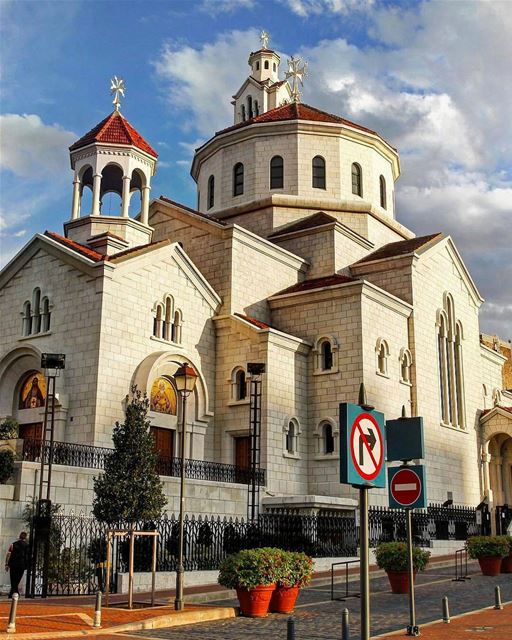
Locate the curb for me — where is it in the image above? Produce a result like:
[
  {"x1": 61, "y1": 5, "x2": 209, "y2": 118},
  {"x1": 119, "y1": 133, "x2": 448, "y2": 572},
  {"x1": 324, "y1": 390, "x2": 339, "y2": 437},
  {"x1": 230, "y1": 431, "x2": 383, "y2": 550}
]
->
[{"x1": 0, "y1": 605, "x2": 238, "y2": 639}]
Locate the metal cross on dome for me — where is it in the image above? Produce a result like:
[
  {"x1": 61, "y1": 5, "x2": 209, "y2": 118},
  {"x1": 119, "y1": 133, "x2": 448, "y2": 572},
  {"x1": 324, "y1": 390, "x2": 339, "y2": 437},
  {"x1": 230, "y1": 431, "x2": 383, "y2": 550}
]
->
[
  {"x1": 110, "y1": 76, "x2": 126, "y2": 112},
  {"x1": 260, "y1": 30, "x2": 269, "y2": 50},
  {"x1": 285, "y1": 56, "x2": 308, "y2": 103}
]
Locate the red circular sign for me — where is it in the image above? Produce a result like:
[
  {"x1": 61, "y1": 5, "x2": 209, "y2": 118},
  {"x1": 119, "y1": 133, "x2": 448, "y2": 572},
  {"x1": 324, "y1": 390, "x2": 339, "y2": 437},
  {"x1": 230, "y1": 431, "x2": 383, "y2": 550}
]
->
[
  {"x1": 349, "y1": 413, "x2": 384, "y2": 481},
  {"x1": 391, "y1": 468, "x2": 422, "y2": 506}
]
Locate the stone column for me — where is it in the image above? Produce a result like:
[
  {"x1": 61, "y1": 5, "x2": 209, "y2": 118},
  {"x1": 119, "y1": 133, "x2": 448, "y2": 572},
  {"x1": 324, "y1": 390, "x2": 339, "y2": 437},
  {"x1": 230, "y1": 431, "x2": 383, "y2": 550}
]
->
[
  {"x1": 71, "y1": 178, "x2": 81, "y2": 219},
  {"x1": 495, "y1": 455, "x2": 504, "y2": 504},
  {"x1": 502, "y1": 455, "x2": 512, "y2": 505},
  {"x1": 121, "y1": 175, "x2": 131, "y2": 217},
  {"x1": 91, "y1": 173, "x2": 102, "y2": 216},
  {"x1": 141, "y1": 186, "x2": 151, "y2": 225},
  {"x1": 482, "y1": 451, "x2": 492, "y2": 502}
]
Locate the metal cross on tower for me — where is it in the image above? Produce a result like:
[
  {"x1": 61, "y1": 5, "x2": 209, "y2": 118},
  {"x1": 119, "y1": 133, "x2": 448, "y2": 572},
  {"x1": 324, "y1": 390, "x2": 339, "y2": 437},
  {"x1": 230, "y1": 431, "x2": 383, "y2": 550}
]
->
[
  {"x1": 110, "y1": 76, "x2": 126, "y2": 112},
  {"x1": 285, "y1": 56, "x2": 308, "y2": 103}
]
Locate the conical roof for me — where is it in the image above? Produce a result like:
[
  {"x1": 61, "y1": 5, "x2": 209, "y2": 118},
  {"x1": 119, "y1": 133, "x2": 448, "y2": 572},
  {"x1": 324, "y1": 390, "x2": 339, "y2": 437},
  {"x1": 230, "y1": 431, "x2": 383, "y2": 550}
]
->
[{"x1": 69, "y1": 111, "x2": 157, "y2": 158}]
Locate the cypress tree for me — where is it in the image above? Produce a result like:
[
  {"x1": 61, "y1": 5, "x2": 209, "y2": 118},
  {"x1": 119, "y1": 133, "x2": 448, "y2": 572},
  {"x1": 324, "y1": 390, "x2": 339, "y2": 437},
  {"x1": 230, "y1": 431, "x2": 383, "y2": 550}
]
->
[{"x1": 93, "y1": 388, "x2": 166, "y2": 525}]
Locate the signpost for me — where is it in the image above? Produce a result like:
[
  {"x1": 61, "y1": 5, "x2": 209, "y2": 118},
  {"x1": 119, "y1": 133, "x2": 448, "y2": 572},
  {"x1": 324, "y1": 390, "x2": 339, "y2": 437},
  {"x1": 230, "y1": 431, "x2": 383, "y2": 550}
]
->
[
  {"x1": 389, "y1": 466, "x2": 426, "y2": 510},
  {"x1": 340, "y1": 385, "x2": 386, "y2": 640}
]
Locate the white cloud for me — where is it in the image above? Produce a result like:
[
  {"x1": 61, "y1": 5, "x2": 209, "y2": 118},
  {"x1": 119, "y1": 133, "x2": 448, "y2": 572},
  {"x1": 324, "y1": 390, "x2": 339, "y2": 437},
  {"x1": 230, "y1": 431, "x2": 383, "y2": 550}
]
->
[
  {"x1": 0, "y1": 114, "x2": 76, "y2": 177},
  {"x1": 282, "y1": 0, "x2": 374, "y2": 17},
  {"x1": 200, "y1": 0, "x2": 255, "y2": 15}
]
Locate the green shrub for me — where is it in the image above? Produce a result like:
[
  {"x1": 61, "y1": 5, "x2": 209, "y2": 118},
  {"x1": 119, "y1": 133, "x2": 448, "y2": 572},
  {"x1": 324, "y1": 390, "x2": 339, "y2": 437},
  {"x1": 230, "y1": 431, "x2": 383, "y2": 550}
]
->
[
  {"x1": 0, "y1": 449, "x2": 15, "y2": 483},
  {"x1": 375, "y1": 541, "x2": 431, "y2": 572},
  {"x1": 467, "y1": 536, "x2": 510, "y2": 559},
  {"x1": 278, "y1": 551, "x2": 315, "y2": 588},
  {"x1": 0, "y1": 418, "x2": 19, "y2": 440},
  {"x1": 218, "y1": 547, "x2": 283, "y2": 589}
]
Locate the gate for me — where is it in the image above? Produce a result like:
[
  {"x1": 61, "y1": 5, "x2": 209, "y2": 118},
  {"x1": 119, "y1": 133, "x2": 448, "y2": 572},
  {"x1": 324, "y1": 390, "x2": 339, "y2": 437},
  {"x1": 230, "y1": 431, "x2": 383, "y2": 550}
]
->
[{"x1": 496, "y1": 505, "x2": 512, "y2": 534}]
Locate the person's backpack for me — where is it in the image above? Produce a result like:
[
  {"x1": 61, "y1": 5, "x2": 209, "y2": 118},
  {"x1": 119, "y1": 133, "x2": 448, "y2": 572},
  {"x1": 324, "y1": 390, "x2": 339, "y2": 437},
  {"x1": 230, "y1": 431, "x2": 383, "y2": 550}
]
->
[{"x1": 9, "y1": 539, "x2": 29, "y2": 569}]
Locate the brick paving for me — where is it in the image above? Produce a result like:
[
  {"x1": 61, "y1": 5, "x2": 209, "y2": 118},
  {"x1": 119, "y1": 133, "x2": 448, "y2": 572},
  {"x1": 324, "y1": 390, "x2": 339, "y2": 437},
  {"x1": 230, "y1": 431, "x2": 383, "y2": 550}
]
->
[{"x1": 126, "y1": 565, "x2": 512, "y2": 639}]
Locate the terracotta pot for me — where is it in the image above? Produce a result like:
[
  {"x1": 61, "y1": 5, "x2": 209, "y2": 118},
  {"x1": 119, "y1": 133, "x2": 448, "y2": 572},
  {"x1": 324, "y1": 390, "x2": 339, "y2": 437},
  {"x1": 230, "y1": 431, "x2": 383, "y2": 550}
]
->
[
  {"x1": 269, "y1": 585, "x2": 300, "y2": 613},
  {"x1": 386, "y1": 570, "x2": 417, "y2": 594},
  {"x1": 236, "y1": 584, "x2": 276, "y2": 617},
  {"x1": 478, "y1": 556, "x2": 502, "y2": 576},
  {"x1": 501, "y1": 554, "x2": 512, "y2": 573}
]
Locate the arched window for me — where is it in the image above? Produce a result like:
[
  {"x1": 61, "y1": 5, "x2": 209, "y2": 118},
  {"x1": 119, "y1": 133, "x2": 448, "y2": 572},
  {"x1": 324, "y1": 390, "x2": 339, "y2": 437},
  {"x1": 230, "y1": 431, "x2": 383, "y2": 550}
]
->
[
  {"x1": 32, "y1": 288, "x2": 41, "y2": 334},
  {"x1": 493, "y1": 388, "x2": 502, "y2": 406},
  {"x1": 153, "y1": 304, "x2": 164, "y2": 339},
  {"x1": 256, "y1": 61, "x2": 260, "y2": 71},
  {"x1": 270, "y1": 155, "x2": 284, "y2": 189},
  {"x1": 399, "y1": 348, "x2": 412, "y2": 384},
  {"x1": 235, "y1": 369, "x2": 247, "y2": 401},
  {"x1": 247, "y1": 95, "x2": 253, "y2": 119},
  {"x1": 207, "y1": 175, "x2": 215, "y2": 210},
  {"x1": 172, "y1": 310, "x2": 182, "y2": 344},
  {"x1": 352, "y1": 163, "x2": 362, "y2": 196},
  {"x1": 379, "y1": 175, "x2": 387, "y2": 209},
  {"x1": 312, "y1": 156, "x2": 326, "y2": 189},
  {"x1": 273, "y1": 63, "x2": 276, "y2": 72},
  {"x1": 41, "y1": 297, "x2": 51, "y2": 332},
  {"x1": 436, "y1": 296, "x2": 466, "y2": 428},
  {"x1": 264, "y1": 60, "x2": 269, "y2": 69},
  {"x1": 323, "y1": 422, "x2": 335, "y2": 454},
  {"x1": 241, "y1": 104, "x2": 246, "y2": 121},
  {"x1": 163, "y1": 297, "x2": 173, "y2": 341},
  {"x1": 22, "y1": 301, "x2": 32, "y2": 336},
  {"x1": 233, "y1": 163, "x2": 244, "y2": 196},
  {"x1": 321, "y1": 340, "x2": 333, "y2": 371},
  {"x1": 254, "y1": 100, "x2": 259, "y2": 116},
  {"x1": 376, "y1": 339, "x2": 389, "y2": 376},
  {"x1": 286, "y1": 420, "x2": 296, "y2": 454}
]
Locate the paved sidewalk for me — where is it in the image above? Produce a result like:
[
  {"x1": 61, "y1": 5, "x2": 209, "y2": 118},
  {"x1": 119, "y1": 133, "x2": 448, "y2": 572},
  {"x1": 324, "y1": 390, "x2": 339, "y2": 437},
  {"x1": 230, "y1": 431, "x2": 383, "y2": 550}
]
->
[{"x1": 0, "y1": 601, "x2": 236, "y2": 638}]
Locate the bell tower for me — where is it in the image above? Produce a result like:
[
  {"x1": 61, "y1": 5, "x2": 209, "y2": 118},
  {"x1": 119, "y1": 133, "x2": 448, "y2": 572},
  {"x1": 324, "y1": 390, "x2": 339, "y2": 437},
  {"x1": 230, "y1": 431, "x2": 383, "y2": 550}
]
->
[{"x1": 65, "y1": 77, "x2": 158, "y2": 254}]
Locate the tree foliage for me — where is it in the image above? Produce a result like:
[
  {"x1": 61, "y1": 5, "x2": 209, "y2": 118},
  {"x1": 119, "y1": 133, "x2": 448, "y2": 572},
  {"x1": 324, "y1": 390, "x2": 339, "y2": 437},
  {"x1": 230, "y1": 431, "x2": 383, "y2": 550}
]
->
[{"x1": 93, "y1": 388, "x2": 166, "y2": 525}]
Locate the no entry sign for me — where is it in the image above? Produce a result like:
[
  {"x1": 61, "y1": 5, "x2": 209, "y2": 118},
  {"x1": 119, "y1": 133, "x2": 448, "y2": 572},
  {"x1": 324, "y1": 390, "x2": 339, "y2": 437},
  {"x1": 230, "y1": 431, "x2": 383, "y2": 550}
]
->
[
  {"x1": 340, "y1": 403, "x2": 386, "y2": 488},
  {"x1": 388, "y1": 465, "x2": 427, "y2": 509}
]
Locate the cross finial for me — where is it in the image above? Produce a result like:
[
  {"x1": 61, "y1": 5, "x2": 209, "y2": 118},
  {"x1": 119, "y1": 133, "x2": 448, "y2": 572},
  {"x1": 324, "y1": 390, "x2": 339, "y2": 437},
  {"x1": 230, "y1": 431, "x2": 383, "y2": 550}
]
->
[
  {"x1": 260, "y1": 30, "x2": 269, "y2": 50},
  {"x1": 110, "y1": 76, "x2": 125, "y2": 113},
  {"x1": 285, "y1": 56, "x2": 308, "y2": 103}
]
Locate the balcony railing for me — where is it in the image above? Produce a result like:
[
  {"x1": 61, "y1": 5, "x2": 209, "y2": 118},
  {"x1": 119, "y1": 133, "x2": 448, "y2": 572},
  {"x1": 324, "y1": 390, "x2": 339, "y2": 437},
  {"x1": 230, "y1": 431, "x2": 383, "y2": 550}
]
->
[{"x1": 21, "y1": 438, "x2": 266, "y2": 486}]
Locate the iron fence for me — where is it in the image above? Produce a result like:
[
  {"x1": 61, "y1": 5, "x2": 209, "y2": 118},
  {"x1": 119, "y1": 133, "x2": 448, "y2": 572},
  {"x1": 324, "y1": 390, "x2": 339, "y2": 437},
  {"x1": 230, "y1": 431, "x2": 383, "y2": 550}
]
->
[{"x1": 21, "y1": 438, "x2": 265, "y2": 486}]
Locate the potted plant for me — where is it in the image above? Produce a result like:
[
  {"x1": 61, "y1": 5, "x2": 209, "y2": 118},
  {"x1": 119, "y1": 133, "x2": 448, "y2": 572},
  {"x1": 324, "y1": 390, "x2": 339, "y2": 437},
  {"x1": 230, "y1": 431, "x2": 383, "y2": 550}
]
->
[
  {"x1": 375, "y1": 541, "x2": 430, "y2": 594},
  {"x1": 270, "y1": 550, "x2": 314, "y2": 614},
  {"x1": 500, "y1": 536, "x2": 512, "y2": 573},
  {"x1": 467, "y1": 535, "x2": 509, "y2": 576},
  {"x1": 218, "y1": 548, "x2": 281, "y2": 617}
]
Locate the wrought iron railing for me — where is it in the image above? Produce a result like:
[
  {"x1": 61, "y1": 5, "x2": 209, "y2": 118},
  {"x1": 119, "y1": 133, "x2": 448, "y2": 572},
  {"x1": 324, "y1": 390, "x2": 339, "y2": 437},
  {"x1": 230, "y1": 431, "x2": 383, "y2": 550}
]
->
[{"x1": 21, "y1": 438, "x2": 266, "y2": 486}]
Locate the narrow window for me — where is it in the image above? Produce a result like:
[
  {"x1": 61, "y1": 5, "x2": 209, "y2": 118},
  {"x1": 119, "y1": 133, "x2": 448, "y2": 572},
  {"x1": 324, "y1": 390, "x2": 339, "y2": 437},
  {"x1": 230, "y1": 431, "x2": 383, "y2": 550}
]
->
[
  {"x1": 264, "y1": 60, "x2": 269, "y2": 70},
  {"x1": 273, "y1": 63, "x2": 276, "y2": 72},
  {"x1": 254, "y1": 100, "x2": 259, "y2": 116},
  {"x1": 154, "y1": 304, "x2": 163, "y2": 339},
  {"x1": 312, "y1": 156, "x2": 326, "y2": 189},
  {"x1": 270, "y1": 155, "x2": 284, "y2": 189},
  {"x1": 207, "y1": 175, "x2": 215, "y2": 210},
  {"x1": 400, "y1": 349, "x2": 411, "y2": 383},
  {"x1": 247, "y1": 95, "x2": 253, "y2": 119},
  {"x1": 233, "y1": 163, "x2": 244, "y2": 196},
  {"x1": 379, "y1": 175, "x2": 387, "y2": 209},
  {"x1": 32, "y1": 288, "x2": 41, "y2": 334},
  {"x1": 236, "y1": 370, "x2": 246, "y2": 400},
  {"x1": 377, "y1": 339, "x2": 388, "y2": 375},
  {"x1": 22, "y1": 301, "x2": 32, "y2": 336},
  {"x1": 172, "y1": 310, "x2": 182, "y2": 343},
  {"x1": 41, "y1": 297, "x2": 51, "y2": 332},
  {"x1": 286, "y1": 421, "x2": 295, "y2": 454},
  {"x1": 241, "y1": 104, "x2": 246, "y2": 121},
  {"x1": 256, "y1": 61, "x2": 260, "y2": 71},
  {"x1": 321, "y1": 341, "x2": 333, "y2": 371},
  {"x1": 323, "y1": 423, "x2": 334, "y2": 454},
  {"x1": 164, "y1": 298, "x2": 173, "y2": 341},
  {"x1": 455, "y1": 326, "x2": 465, "y2": 428},
  {"x1": 352, "y1": 163, "x2": 362, "y2": 196}
]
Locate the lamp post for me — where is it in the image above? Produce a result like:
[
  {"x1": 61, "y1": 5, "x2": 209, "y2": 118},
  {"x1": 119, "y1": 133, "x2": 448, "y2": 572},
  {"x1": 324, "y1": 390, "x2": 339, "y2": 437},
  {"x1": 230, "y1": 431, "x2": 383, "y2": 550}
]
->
[{"x1": 173, "y1": 362, "x2": 198, "y2": 611}]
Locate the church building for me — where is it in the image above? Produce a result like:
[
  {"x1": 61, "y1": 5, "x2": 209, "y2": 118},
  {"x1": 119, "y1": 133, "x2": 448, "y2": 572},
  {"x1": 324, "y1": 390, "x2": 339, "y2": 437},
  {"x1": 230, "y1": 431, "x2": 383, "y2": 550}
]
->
[{"x1": 1, "y1": 34, "x2": 511, "y2": 548}]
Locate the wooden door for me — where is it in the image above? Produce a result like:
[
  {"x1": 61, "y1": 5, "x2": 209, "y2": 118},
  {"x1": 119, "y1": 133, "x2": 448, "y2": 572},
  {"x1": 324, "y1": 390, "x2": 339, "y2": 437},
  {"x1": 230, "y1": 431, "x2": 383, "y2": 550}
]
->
[
  {"x1": 151, "y1": 427, "x2": 175, "y2": 476},
  {"x1": 235, "y1": 436, "x2": 251, "y2": 482},
  {"x1": 19, "y1": 423, "x2": 43, "y2": 440}
]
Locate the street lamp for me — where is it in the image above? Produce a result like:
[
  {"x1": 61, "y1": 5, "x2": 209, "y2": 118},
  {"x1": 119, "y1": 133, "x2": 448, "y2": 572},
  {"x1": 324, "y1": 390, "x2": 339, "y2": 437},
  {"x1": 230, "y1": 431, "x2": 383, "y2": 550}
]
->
[{"x1": 173, "y1": 362, "x2": 198, "y2": 611}]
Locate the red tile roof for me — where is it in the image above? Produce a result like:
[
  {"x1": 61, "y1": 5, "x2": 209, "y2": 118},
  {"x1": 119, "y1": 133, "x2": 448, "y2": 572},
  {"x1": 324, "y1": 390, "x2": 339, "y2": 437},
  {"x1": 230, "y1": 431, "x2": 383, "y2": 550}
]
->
[
  {"x1": 481, "y1": 406, "x2": 512, "y2": 417},
  {"x1": 216, "y1": 103, "x2": 383, "y2": 139},
  {"x1": 353, "y1": 233, "x2": 443, "y2": 265},
  {"x1": 69, "y1": 111, "x2": 158, "y2": 157},
  {"x1": 45, "y1": 231, "x2": 106, "y2": 262},
  {"x1": 268, "y1": 212, "x2": 337, "y2": 238},
  {"x1": 158, "y1": 196, "x2": 226, "y2": 225},
  {"x1": 235, "y1": 313, "x2": 271, "y2": 329},
  {"x1": 274, "y1": 274, "x2": 357, "y2": 296}
]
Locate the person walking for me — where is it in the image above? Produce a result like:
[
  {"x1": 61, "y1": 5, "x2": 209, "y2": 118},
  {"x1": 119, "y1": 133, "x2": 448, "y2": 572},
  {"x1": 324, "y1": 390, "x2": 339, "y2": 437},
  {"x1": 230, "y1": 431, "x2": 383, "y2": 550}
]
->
[{"x1": 5, "y1": 532, "x2": 29, "y2": 598}]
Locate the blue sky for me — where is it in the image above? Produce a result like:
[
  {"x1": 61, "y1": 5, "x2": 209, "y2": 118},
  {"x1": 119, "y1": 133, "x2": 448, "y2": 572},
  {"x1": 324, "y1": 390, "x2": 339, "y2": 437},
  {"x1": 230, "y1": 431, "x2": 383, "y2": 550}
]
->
[{"x1": 1, "y1": 0, "x2": 511, "y2": 337}]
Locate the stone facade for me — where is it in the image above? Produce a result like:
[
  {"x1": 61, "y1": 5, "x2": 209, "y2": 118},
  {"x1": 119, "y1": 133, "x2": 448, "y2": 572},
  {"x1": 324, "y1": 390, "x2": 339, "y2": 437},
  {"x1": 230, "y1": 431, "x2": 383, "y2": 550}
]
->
[{"x1": 1, "y1": 40, "x2": 510, "y2": 550}]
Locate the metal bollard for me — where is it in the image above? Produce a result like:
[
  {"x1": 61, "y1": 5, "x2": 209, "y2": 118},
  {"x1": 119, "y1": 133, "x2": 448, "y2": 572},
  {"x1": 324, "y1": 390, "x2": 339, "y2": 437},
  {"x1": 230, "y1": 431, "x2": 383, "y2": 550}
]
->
[
  {"x1": 93, "y1": 590, "x2": 102, "y2": 628},
  {"x1": 341, "y1": 608, "x2": 350, "y2": 640},
  {"x1": 442, "y1": 596, "x2": 450, "y2": 624},
  {"x1": 6, "y1": 593, "x2": 19, "y2": 634},
  {"x1": 287, "y1": 616, "x2": 295, "y2": 640},
  {"x1": 494, "y1": 585, "x2": 503, "y2": 610}
]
